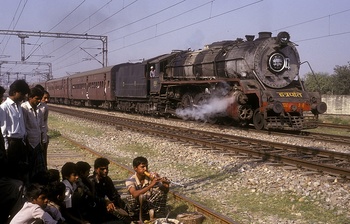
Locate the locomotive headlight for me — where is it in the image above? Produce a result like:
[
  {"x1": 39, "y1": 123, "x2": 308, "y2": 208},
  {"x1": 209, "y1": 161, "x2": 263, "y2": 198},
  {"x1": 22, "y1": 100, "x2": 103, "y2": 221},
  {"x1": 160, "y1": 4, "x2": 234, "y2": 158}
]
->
[
  {"x1": 268, "y1": 53, "x2": 287, "y2": 73},
  {"x1": 277, "y1": 31, "x2": 290, "y2": 45}
]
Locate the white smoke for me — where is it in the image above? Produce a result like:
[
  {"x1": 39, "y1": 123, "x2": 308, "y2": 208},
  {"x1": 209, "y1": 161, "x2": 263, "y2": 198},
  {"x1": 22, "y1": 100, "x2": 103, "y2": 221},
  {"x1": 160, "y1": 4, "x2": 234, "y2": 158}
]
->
[{"x1": 176, "y1": 95, "x2": 235, "y2": 122}]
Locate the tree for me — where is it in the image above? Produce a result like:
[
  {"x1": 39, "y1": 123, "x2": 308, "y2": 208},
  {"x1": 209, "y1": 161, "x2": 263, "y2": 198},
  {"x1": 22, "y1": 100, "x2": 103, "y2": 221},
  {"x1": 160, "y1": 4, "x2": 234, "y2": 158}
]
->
[
  {"x1": 303, "y1": 72, "x2": 333, "y2": 94},
  {"x1": 332, "y1": 62, "x2": 350, "y2": 95}
]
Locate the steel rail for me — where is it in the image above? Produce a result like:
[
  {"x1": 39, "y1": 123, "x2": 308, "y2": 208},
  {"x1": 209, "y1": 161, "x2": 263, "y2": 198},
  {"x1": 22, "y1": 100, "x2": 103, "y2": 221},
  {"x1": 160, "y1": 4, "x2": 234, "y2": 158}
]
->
[
  {"x1": 58, "y1": 134, "x2": 238, "y2": 224},
  {"x1": 51, "y1": 105, "x2": 350, "y2": 179},
  {"x1": 318, "y1": 122, "x2": 350, "y2": 130}
]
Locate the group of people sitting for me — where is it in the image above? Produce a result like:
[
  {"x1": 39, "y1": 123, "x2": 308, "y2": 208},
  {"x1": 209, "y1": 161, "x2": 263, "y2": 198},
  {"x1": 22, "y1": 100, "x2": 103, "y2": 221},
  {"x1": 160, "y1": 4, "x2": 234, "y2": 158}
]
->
[
  {"x1": 0, "y1": 80, "x2": 170, "y2": 223},
  {"x1": 0, "y1": 156, "x2": 169, "y2": 224}
]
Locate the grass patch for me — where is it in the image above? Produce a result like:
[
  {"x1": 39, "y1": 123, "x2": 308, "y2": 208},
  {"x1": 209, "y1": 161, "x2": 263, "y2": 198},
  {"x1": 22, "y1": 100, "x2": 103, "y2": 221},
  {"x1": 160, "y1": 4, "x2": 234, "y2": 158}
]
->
[
  {"x1": 189, "y1": 187, "x2": 350, "y2": 224},
  {"x1": 48, "y1": 112, "x2": 350, "y2": 224},
  {"x1": 319, "y1": 115, "x2": 350, "y2": 125},
  {"x1": 48, "y1": 115, "x2": 103, "y2": 137},
  {"x1": 48, "y1": 129, "x2": 61, "y2": 138}
]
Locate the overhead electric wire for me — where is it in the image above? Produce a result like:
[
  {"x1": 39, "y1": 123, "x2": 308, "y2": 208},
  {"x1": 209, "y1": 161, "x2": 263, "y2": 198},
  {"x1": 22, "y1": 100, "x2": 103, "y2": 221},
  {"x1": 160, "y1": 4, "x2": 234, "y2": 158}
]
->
[
  {"x1": 30, "y1": 0, "x2": 113, "y2": 60},
  {"x1": 296, "y1": 30, "x2": 350, "y2": 43},
  {"x1": 48, "y1": 0, "x2": 87, "y2": 32},
  {"x1": 26, "y1": 0, "x2": 87, "y2": 59},
  {"x1": 44, "y1": 0, "x2": 141, "y2": 72},
  {"x1": 4, "y1": 1, "x2": 350, "y2": 80},
  {"x1": 273, "y1": 9, "x2": 350, "y2": 32},
  {"x1": 103, "y1": 0, "x2": 186, "y2": 35},
  {"x1": 83, "y1": 0, "x2": 139, "y2": 33},
  {"x1": 53, "y1": 0, "x2": 261, "y2": 72},
  {"x1": 109, "y1": 0, "x2": 262, "y2": 53},
  {"x1": 66, "y1": 0, "x2": 113, "y2": 33},
  {"x1": 108, "y1": 0, "x2": 212, "y2": 42},
  {"x1": 40, "y1": 0, "x2": 135, "y2": 64},
  {"x1": 0, "y1": 0, "x2": 28, "y2": 55},
  {"x1": 8, "y1": 0, "x2": 88, "y2": 77}
]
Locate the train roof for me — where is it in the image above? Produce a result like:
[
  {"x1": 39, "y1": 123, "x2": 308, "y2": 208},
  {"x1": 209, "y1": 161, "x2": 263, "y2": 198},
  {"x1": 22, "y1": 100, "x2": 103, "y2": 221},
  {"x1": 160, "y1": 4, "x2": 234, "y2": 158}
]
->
[
  {"x1": 67, "y1": 65, "x2": 118, "y2": 78},
  {"x1": 147, "y1": 51, "x2": 186, "y2": 64}
]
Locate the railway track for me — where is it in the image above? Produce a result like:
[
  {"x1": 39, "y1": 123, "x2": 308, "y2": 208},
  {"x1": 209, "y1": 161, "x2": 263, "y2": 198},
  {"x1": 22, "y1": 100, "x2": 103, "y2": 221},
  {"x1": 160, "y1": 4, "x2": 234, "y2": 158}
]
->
[
  {"x1": 48, "y1": 132, "x2": 238, "y2": 224},
  {"x1": 50, "y1": 105, "x2": 350, "y2": 180},
  {"x1": 318, "y1": 122, "x2": 350, "y2": 131},
  {"x1": 261, "y1": 129, "x2": 350, "y2": 147}
]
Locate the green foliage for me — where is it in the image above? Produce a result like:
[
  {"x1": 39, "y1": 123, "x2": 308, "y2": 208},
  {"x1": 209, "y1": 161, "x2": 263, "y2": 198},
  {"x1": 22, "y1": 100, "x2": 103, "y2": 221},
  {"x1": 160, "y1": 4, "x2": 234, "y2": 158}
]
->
[
  {"x1": 303, "y1": 62, "x2": 350, "y2": 95},
  {"x1": 303, "y1": 72, "x2": 333, "y2": 94},
  {"x1": 332, "y1": 63, "x2": 350, "y2": 95}
]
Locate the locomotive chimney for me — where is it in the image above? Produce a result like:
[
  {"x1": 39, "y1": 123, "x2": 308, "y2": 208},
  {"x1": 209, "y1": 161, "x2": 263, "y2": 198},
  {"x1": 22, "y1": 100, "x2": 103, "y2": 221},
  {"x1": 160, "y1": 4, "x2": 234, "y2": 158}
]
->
[
  {"x1": 258, "y1": 32, "x2": 272, "y2": 39},
  {"x1": 245, "y1": 35, "x2": 255, "y2": 41}
]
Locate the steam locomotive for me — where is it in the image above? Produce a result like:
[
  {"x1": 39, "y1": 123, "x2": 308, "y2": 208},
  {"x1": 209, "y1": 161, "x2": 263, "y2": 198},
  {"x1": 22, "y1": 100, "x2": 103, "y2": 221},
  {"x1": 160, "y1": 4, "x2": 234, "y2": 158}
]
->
[{"x1": 43, "y1": 31, "x2": 327, "y2": 130}]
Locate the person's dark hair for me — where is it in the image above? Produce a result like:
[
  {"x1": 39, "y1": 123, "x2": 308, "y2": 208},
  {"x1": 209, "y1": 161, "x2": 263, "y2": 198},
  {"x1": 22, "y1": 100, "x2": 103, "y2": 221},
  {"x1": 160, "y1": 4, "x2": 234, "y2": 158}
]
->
[
  {"x1": 28, "y1": 87, "x2": 44, "y2": 98},
  {"x1": 47, "y1": 182, "x2": 65, "y2": 202},
  {"x1": 0, "y1": 86, "x2": 5, "y2": 95},
  {"x1": 25, "y1": 183, "x2": 48, "y2": 200},
  {"x1": 61, "y1": 162, "x2": 77, "y2": 179},
  {"x1": 133, "y1": 156, "x2": 148, "y2": 168},
  {"x1": 94, "y1": 157, "x2": 110, "y2": 169},
  {"x1": 76, "y1": 161, "x2": 91, "y2": 175},
  {"x1": 31, "y1": 171, "x2": 50, "y2": 185},
  {"x1": 34, "y1": 84, "x2": 45, "y2": 92},
  {"x1": 43, "y1": 90, "x2": 50, "y2": 97},
  {"x1": 48, "y1": 169, "x2": 60, "y2": 183},
  {"x1": 8, "y1": 79, "x2": 30, "y2": 96}
]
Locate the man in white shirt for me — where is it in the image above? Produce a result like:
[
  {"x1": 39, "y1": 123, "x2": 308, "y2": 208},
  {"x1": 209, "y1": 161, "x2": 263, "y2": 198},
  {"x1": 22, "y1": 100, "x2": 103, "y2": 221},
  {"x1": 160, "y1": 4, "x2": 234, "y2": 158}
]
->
[{"x1": 0, "y1": 80, "x2": 30, "y2": 181}]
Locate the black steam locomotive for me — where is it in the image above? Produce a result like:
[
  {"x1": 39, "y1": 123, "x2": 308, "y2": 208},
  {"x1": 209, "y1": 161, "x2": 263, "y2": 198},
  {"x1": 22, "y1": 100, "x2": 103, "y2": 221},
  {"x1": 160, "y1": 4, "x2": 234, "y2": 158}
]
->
[{"x1": 44, "y1": 31, "x2": 327, "y2": 130}]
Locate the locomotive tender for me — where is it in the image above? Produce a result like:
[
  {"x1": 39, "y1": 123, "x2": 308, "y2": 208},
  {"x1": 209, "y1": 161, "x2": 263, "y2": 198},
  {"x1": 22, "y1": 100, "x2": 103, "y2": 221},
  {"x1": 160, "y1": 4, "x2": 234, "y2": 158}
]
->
[{"x1": 44, "y1": 31, "x2": 327, "y2": 130}]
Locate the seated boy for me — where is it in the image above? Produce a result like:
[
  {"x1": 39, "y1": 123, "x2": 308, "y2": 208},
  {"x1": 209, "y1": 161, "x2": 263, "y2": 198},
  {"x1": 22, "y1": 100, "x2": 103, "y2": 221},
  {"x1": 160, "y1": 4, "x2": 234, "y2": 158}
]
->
[
  {"x1": 125, "y1": 156, "x2": 169, "y2": 222},
  {"x1": 9, "y1": 183, "x2": 56, "y2": 224}
]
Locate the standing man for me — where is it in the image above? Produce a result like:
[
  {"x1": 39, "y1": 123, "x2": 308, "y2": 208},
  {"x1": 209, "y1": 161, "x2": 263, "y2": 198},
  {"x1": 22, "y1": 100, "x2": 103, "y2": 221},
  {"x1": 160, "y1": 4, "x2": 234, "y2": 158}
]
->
[
  {"x1": 125, "y1": 156, "x2": 169, "y2": 222},
  {"x1": 21, "y1": 86, "x2": 46, "y2": 180},
  {"x1": 0, "y1": 85, "x2": 27, "y2": 224},
  {"x1": 149, "y1": 66, "x2": 156, "y2": 78},
  {"x1": 38, "y1": 88, "x2": 50, "y2": 166},
  {"x1": 0, "y1": 86, "x2": 5, "y2": 103},
  {"x1": 0, "y1": 79, "x2": 30, "y2": 181},
  {"x1": 0, "y1": 86, "x2": 7, "y2": 171}
]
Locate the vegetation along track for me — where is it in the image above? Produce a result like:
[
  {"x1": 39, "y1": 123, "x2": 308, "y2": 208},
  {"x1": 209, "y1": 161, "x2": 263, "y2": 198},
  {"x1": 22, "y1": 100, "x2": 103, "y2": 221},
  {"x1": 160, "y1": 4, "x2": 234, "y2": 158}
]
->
[
  {"x1": 50, "y1": 105, "x2": 350, "y2": 180},
  {"x1": 48, "y1": 130, "x2": 238, "y2": 224}
]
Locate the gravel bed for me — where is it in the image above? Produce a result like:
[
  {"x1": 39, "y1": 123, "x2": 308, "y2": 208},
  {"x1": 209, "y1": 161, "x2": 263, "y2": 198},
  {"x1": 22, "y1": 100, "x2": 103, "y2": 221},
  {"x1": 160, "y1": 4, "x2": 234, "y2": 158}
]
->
[{"x1": 49, "y1": 107, "x2": 350, "y2": 224}]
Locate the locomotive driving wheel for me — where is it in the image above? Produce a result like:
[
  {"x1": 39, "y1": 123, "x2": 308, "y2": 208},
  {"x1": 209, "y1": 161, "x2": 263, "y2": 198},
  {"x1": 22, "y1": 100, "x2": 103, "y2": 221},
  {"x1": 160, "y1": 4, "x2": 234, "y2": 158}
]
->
[
  {"x1": 253, "y1": 109, "x2": 265, "y2": 130},
  {"x1": 180, "y1": 93, "x2": 194, "y2": 109}
]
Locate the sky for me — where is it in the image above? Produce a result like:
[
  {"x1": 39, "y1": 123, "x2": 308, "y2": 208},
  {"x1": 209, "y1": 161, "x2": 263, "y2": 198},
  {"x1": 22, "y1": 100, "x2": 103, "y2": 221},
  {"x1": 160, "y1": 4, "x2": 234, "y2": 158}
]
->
[{"x1": 0, "y1": 0, "x2": 349, "y2": 85}]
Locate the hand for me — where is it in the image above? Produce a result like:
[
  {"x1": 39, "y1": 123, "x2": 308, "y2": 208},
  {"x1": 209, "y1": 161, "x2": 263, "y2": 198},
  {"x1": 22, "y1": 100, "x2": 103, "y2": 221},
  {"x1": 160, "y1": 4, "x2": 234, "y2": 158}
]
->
[
  {"x1": 106, "y1": 201, "x2": 116, "y2": 212},
  {"x1": 149, "y1": 171, "x2": 160, "y2": 179},
  {"x1": 149, "y1": 175, "x2": 162, "y2": 187}
]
